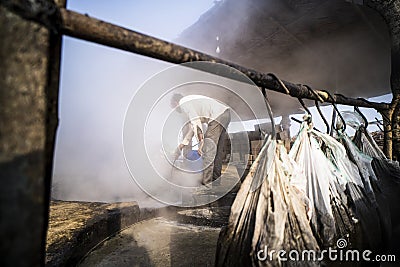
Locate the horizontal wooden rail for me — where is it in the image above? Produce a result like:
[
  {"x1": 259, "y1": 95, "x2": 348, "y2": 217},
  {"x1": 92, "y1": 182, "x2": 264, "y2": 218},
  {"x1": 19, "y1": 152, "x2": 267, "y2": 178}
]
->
[
  {"x1": 0, "y1": 1, "x2": 391, "y2": 111},
  {"x1": 59, "y1": 9, "x2": 389, "y2": 110}
]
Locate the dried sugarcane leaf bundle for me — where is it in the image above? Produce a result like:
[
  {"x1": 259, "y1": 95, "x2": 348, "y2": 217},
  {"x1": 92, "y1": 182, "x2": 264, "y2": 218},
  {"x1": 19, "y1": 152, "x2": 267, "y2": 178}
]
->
[
  {"x1": 353, "y1": 125, "x2": 400, "y2": 248},
  {"x1": 289, "y1": 123, "x2": 337, "y2": 247},
  {"x1": 337, "y1": 131, "x2": 390, "y2": 251},
  {"x1": 310, "y1": 130, "x2": 375, "y2": 249},
  {"x1": 353, "y1": 124, "x2": 400, "y2": 185},
  {"x1": 215, "y1": 136, "x2": 275, "y2": 267},
  {"x1": 338, "y1": 133, "x2": 379, "y2": 204},
  {"x1": 215, "y1": 135, "x2": 319, "y2": 267},
  {"x1": 353, "y1": 125, "x2": 387, "y2": 160},
  {"x1": 277, "y1": 146, "x2": 322, "y2": 263},
  {"x1": 341, "y1": 110, "x2": 387, "y2": 161}
]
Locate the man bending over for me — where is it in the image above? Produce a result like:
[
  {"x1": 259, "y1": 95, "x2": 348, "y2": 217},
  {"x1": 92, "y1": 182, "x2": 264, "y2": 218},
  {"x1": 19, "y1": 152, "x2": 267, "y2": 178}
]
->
[{"x1": 170, "y1": 94, "x2": 231, "y2": 185}]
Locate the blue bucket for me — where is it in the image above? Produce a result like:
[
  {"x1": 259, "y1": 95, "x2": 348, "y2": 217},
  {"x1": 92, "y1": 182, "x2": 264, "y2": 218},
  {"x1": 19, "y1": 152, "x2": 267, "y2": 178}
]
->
[{"x1": 184, "y1": 150, "x2": 203, "y2": 173}]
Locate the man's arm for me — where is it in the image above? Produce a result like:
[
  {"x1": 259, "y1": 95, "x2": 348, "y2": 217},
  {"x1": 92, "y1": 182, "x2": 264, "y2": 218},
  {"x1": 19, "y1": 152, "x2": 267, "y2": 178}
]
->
[
  {"x1": 179, "y1": 102, "x2": 203, "y2": 150},
  {"x1": 180, "y1": 126, "x2": 194, "y2": 149},
  {"x1": 188, "y1": 116, "x2": 203, "y2": 143},
  {"x1": 197, "y1": 129, "x2": 204, "y2": 155}
]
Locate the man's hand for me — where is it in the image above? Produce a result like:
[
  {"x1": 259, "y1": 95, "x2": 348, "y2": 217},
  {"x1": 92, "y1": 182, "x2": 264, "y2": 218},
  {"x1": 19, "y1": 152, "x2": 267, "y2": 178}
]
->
[{"x1": 178, "y1": 143, "x2": 186, "y2": 150}]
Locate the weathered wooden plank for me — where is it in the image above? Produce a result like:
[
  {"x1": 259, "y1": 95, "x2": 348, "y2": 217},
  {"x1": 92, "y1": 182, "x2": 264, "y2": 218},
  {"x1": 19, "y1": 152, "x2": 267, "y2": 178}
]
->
[{"x1": 0, "y1": 0, "x2": 64, "y2": 265}]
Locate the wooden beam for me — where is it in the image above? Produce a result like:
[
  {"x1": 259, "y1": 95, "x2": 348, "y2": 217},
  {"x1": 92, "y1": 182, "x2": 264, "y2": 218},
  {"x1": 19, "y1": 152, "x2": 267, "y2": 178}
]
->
[
  {"x1": 0, "y1": 2, "x2": 390, "y2": 111},
  {"x1": 59, "y1": 9, "x2": 389, "y2": 110}
]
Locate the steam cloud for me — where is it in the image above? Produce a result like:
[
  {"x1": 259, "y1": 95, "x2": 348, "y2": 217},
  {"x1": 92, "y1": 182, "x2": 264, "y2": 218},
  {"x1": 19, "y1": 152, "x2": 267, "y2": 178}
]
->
[{"x1": 52, "y1": 0, "x2": 391, "y2": 207}]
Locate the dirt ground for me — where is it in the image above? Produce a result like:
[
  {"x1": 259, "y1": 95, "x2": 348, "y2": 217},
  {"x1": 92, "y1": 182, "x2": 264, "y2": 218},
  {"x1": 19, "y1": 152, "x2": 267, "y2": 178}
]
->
[
  {"x1": 47, "y1": 166, "x2": 239, "y2": 267},
  {"x1": 76, "y1": 179, "x2": 237, "y2": 267},
  {"x1": 77, "y1": 168, "x2": 239, "y2": 267},
  {"x1": 78, "y1": 215, "x2": 222, "y2": 267}
]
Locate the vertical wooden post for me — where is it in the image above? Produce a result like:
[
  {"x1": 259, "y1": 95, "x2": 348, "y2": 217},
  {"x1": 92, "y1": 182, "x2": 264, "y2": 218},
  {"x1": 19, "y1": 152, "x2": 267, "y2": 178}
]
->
[
  {"x1": 0, "y1": 0, "x2": 64, "y2": 265},
  {"x1": 392, "y1": 97, "x2": 400, "y2": 161},
  {"x1": 280, "y1": 114, "x2": 291, "y2": 152},
  {"x1": 365, "y1": 0, "x2": 400, "y2": 160},
  {"x1": 43, "y1": 0, "x2": 66, "y2": 262},
  {"x1": 381, "y1": 109, "x2": 393, "y2": 159}
]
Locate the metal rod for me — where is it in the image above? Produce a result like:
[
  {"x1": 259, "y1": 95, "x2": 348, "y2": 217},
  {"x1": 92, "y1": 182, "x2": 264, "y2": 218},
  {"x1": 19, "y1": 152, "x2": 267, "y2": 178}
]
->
[{"x1": 290, "y1": 117, "x2": 321, "y2": 132}]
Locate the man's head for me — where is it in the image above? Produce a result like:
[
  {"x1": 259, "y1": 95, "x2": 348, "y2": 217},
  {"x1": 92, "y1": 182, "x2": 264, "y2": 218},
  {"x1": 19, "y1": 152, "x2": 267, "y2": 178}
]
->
[{"x1": 170, "y1": 93, "x2": 183, "y2": 109}]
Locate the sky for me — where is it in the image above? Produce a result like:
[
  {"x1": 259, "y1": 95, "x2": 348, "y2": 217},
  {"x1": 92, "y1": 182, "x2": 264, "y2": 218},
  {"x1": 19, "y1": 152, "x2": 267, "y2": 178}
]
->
[
  {"x1": 53, "y1": 1, "x2": 392, "y2": 204},
  {"x1": 66, "y1": 1, "x2": 216, "y2": 41}
]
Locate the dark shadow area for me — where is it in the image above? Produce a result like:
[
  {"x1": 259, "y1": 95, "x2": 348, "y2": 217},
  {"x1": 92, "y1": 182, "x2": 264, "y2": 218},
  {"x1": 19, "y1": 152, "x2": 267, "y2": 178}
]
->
[{"x1": 0, "y1": 151, "x2": 46, "y2": 267}]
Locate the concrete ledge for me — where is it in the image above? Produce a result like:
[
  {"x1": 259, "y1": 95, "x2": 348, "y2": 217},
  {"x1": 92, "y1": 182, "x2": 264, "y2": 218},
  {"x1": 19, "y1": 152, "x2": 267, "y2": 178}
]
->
[{"x1": 45, "y1": 200, "x2": 163, "y2": 266}]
